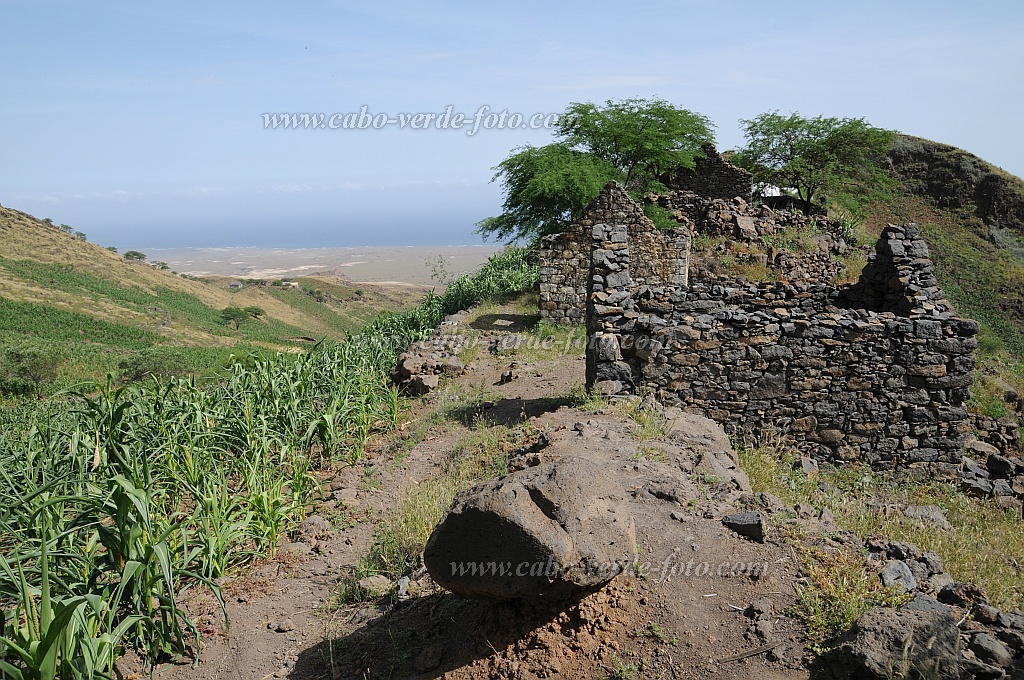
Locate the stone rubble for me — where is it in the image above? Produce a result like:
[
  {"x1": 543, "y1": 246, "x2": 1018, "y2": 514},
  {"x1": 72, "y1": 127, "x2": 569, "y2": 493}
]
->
[{"x1": 390, "y1": 309, "x2": 471, "y2": 395}]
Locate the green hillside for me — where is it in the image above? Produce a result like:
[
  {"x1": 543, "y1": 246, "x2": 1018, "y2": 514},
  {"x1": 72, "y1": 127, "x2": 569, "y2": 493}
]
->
[
  {"x1": 851, "y1": 135, "x2": 1024, "y2": 418},
  {"x1": 0, "y1": 205, "x2": 423, "y2": 390}
]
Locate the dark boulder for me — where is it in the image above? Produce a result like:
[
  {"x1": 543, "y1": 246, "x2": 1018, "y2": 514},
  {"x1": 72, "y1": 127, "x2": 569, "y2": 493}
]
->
[
  {"x1": 423, "y1": 456, "x2": 636, "y2": 600},
  {"x1": 824, "y1": 607, "x2": 963, "y2": 679}
]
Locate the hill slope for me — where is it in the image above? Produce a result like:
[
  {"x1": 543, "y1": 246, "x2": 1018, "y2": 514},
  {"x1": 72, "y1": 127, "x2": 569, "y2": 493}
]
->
[
  {"x1": 0, "y1": 205, "x2": 424, "y2": 383},
  {"x1": 852, "y1": 135, "x2": 1024, "y2": 418}
]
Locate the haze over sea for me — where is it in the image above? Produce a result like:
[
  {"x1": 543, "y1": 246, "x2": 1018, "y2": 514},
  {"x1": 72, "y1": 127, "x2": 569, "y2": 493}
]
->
[{"x1": 2, "y1": 1, "x2": 1021, "y2": 251}]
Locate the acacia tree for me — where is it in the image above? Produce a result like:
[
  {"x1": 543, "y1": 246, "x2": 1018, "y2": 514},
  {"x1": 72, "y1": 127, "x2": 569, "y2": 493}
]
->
[
  {"x1": 735, "y1": 111, "x2": 896, "y2": 215},
  {"x1": 477, "y1": 98, "x2": 715, "y2": 242},
  {"x1": 221, "y1": 307, "x2": 249, "y2": 329},
  {"x1": 476, "y1": 144, "x2": 616, "y2": 241}
]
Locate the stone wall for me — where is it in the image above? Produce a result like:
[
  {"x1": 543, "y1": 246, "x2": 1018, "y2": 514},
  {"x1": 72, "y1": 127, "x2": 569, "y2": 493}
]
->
[
  {"x1": 587, "y1": 218, "x2": 980, "y2": 476},
  {"x1": 840, "y1": 223, "x2": 954, "y2": 315},
  {"x1": 539, "y1": 181, "x2": 690, "y2": 325},
  {"x1": 538, "y1": 221, "x2": 589, "y2": 325},
  {"x1": 972, "y1": 415, "x2": 1022, "y2": 454},
  {"x1": 660, "y1": 143, "x2": 753, "y2": 202}
]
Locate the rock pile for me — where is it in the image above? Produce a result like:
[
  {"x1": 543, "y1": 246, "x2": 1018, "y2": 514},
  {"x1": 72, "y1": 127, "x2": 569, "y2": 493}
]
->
[
  {"x1": 825, "y1": 537, "x2": 1024, "y2": 678},
  {"x1": 647, "y1": 189, "x2": 852, "y2": 246},
  {"x1": 972, "y1": 413, "x2": 1023, "y2": 456},
  {"x1": 961, "y1": 443, "x2": 1024, "y2": 512},
  {"x1": 390, "y1": 310, "x2": 469, "y2": 395}
]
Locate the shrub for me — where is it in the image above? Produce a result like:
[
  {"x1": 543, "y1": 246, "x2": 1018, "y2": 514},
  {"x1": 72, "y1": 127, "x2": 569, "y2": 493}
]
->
[{"x1": 118, "y1": 349, "x2": 190, "y2": 383}]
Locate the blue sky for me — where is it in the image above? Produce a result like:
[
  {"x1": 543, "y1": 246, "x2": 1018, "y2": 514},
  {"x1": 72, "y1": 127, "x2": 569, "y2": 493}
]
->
[{"x1": 1, "y1": 1, "x2": 1022, "y2": 249}]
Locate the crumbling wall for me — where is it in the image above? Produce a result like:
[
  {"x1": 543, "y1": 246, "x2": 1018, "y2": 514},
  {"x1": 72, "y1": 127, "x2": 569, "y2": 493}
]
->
[
  {"x1": 539, "y1": 182, "x2": 690, "y2": 324},
  {"x1": 538, "y1": 221, "x2": 589, "y2": 325},
  {"x1": 587, "y1": 219, "x2": 980, "y2": 476},
  {"x1": 840, "y1": 223, "x2": 954, "y2": 315},
  {"x1": 660, "y1": 143, "x2": 753, "y2": 202}
]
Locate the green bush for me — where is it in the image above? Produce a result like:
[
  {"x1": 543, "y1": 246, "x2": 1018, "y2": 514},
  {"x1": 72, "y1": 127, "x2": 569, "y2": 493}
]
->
[
  {"x1": 118, "y1": 349, "x2": 190, "y2": 383},
  {"x1": 642, "y1": 202, "x2": 682, "y2": 230}
]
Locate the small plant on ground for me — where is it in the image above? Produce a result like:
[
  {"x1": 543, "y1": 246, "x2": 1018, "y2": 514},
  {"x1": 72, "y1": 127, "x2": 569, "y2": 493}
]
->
[
  {"x1": 620, "y1": 398, "x2": 672, "y2": 441},
  {"x1": 630, "y1": 447, "x2": 669, "y2": 463},
  {"x1": 607, "y1": 653, "x2": 639, "y2": 680},
  {"x1": 634, "y1": 621, "x2": 670, "y2": 643}
]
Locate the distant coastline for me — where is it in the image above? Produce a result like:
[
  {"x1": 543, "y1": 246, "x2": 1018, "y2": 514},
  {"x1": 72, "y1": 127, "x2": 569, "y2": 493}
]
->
[{"x1": 146, "y1": 244, "x2": 502, "y2": 286}]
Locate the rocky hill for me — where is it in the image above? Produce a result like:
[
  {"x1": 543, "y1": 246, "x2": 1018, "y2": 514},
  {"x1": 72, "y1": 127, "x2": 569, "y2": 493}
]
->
[
  {"x1": 887, "y1": 135, "x2": 1024, "y2": 249},
  {"x1": 868, "y1": 137, "x2": 1024, "y2": 357}
]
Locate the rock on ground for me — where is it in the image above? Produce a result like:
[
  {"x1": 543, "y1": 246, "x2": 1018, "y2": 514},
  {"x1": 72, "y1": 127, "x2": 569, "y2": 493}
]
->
[
  {"x1": 824, "y1": 607, "x2": 963, "y2": 680},
  {"x1": 423, "y1": 456, "x2": 636, "y2": 600}
]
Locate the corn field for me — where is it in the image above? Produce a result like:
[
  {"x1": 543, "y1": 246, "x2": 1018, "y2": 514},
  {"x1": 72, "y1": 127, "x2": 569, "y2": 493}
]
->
[{"x1": 0, "y1": 248, "x2": 536, "y2": 679}]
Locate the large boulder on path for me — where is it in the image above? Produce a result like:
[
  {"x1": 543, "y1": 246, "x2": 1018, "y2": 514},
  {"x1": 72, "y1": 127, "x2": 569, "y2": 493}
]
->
[
  {"x1": 423, "y1": 456, "x2": 636, "y2": 600},
  {"x1": 824, "y1": 607, "x2": 963, "y2": 679}
]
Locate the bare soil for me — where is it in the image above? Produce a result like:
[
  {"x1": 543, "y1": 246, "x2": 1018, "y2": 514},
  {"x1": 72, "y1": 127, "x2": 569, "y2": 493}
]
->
[{"x1": 147, "y1": 302, "x2": 820, "y2": 680}]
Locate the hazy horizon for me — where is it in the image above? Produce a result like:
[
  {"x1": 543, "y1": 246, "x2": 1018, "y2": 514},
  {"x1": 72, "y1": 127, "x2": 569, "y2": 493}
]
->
[{"x1": 3, "y1": 1, "x2": 1022, "y2": 251}]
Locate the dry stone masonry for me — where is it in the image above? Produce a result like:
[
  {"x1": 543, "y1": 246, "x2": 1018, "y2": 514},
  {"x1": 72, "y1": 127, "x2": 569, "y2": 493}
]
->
[
  {"x1": 659, "y1": 142, "x2": 753, "y2": 202},
  {"x1": 539, "y1": 182, "x2": 690, "y2": 325},
  {"x1": 585, "y1": 190, "x2": 982, "y2": 476}
]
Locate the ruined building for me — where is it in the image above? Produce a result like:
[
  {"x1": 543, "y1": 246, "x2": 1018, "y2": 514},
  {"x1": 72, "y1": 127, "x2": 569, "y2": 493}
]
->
[{"x1": 538, "y1": 157, "x2": 996, "y2": 475}]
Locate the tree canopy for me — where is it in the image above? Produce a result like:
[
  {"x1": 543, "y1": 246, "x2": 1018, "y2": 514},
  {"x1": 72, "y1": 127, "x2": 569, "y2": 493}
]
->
[
  {"x1": 477, "y1": 98, "x2": 715, "y2": 242},
  {"x1": 2, "y1": 343, "x2": 63, "y2": 398},
  {"x1": 221, "y1": 307, "x2": 249, "y2": 329},
  {"x1": 734, "y1": 111, "x2": 896, "y2": 215}
]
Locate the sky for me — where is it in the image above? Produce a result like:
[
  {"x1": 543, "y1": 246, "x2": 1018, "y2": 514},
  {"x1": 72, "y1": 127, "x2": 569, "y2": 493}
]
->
[{"x1": 1, "y1": 1, "x2": 1022, "y2": 250}]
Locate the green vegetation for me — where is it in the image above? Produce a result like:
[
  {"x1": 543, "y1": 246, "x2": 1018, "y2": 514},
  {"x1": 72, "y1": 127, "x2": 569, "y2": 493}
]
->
[
  {"x1": 220, "y1": 306, "x2": 249, "y2": 328},
  {"x1": 642, "y1": 203, "x2": 680, "y2": 231},
  {"x1": 791, "y1": 546, "x2": 910, "y2": 648},
  {"x1": 1, "y1": 343, "x2": 63, "y2": 399},
  {"x1": 634, "y1": 621, "x2": 673, "y2": 644},
  {"x1": 607, "y1": 653, "x2": 640, "y2": 680},
  {"x1": 122, "y1": 251, "x2": 146, "y2": 261},
  {"x1": 0, "y1": 298, "x2": 158, "y2": 351},
  {"x1": 736, "y1": 111, "x2": 896, "y2": 215},
  {"x1": 0, "y1": 256, "x2": 309, "y2": 348},
  {"x1": 477, "y1": 98, "x2": 714, "y2": 242},
  {"x1": 740, "y1": 438, "x2": 1024, "y2": 614},
  {"x1": 0, "y1": 248, "x2": 537, "y2": 678}
]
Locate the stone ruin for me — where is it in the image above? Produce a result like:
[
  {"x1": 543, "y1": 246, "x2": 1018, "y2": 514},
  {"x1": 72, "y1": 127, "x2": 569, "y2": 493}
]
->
[
  {"x1": 539, "y1": 145, "x2": 860, "y2": 325},
  {"x1": 659, "y1": 142, "x2": 753, "y2": 202},
  {"x1": 542, "y1": 176, "x2": 1018, "y2": 483},
  {"x1": 538, "y1": 182, "x2": 691, "y2": 325}
]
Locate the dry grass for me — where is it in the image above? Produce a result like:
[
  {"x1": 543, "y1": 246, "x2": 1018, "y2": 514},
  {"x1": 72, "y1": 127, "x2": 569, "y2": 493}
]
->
[
  {"x1": 335, "y1": 419, "x2": 533, "y2": 604},
  {"x1": 834, "y1": 250, "x2": 868, "y2": 285},
  {"x1": 740, "y1": 439, "x2": 1024, "y2": 610},
  {"x1": 620, "y1": 398, "x2": 674, "y2": 441},
  {"x1": 790, "y1": 545, "x2": 910, "y2": 647},
  {"x1": 0, "y1": 205, "x2": 422, "y2": 348}
]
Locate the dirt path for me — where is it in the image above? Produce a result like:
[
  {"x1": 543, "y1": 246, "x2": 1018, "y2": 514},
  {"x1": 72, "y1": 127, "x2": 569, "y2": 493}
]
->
[{"x1": 149, "y1": 302, "x2": 814, "y2": 680}]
